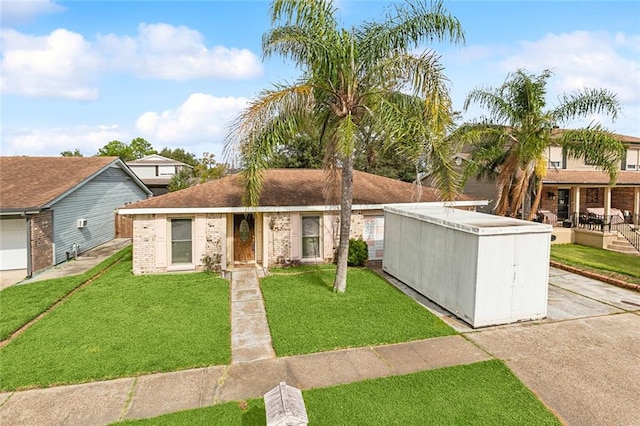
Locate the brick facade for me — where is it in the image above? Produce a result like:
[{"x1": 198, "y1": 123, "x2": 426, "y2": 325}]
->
[
  {"x1": 264, "y1": 213, "x2": 292, "y2": 266},
  {"x1": 132, "y1": 214, "x2": 157, "y2": 274},
  {"x1": 541, "y1": 186, "x2": 636, "y2": 218},
  {"x1": 132, "y1": 214, "x2": 227, "y2": 274},
  {"x1": 200, "y1": 214, "x2": 226, "y2": 272},
  {"x1": 30, "y1": 211, "x2": 53, "y2": 273},
  {"x1": 133, "y1": 211, "x2": 380, "y2": 273}
]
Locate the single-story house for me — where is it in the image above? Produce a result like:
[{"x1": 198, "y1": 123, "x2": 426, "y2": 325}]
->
[
  {"x1": 118, "y1": 169, "x2": 486, "y2": 275},
  {"x1": 0, "y1": 156, "x2": 152, "y2": 276}
]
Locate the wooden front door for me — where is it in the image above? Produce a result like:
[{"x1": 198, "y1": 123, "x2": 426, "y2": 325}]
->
[{"x1": 233, "y1": 214, "x2": 255, "y2": 262}]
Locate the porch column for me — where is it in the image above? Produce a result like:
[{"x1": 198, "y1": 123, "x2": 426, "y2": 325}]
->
[
  {"x1": 572, "y1": 186, "x2": 580, "y2": 224},
  {"x1": 603, "y1": 186, "x2": 612, "y2": 226},
  {"x1": 634, "y1": 187, "x2": 640, "y2": 226}
]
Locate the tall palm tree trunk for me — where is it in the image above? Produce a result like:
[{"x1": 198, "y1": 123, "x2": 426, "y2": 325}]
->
[
  {"x1": 333, "y1": 154, "x2": 354, "y2": 293},
  {"x1": 527, "y1": 179, "x2": 544, "y2": 221}
]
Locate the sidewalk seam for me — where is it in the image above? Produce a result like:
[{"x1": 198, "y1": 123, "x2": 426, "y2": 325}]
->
[
  {"x1": 0, "y1": 392, "x2": 13, "y2": 409},
  {"x1": 212, "y1": 366, "x2": 229, "y2": 405},
  {"x1": 118, "y1": 377, "x2": 138, "y2": 421}
]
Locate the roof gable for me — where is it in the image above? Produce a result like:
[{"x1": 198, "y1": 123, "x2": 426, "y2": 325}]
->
[
  {"x1": 0, "y1": 156, "x2": 151, "y2": 211},
  {"x1": 123, "y1": 169, "x2": 478, "y2": 210},
  {"x1": 126, "y1": 154, "x2": 192, "y2": 167}
]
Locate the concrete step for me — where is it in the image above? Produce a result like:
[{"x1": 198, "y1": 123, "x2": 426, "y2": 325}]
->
[{"x1": 607, "y1": 240, "x2": 639, "y2": 254}]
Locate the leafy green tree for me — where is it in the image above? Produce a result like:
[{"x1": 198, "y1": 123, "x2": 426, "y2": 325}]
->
[
  {"x1": 225, "y1": 0, "x2": 464, "y2": 292},
  {"x1": 194, "y1": 152, "x2": 226, "y2": 183},
  {"x1": 129, "y1": 137, "x2": 156, "y2": 159},
  {"x1": 158, "y1": 147, "x2": 199, "y2": 167},
  {"x1": 60, "y1": 149, "x2": 83, "y2": 157},
  {"x1": 168, "y1": 167, "x2": 195, "y2": 192},
  {"x1": 97, "y1": 140, "x2": 133, "y2": 161},
  {"x1": 460, "y1": 69, "x2": 626, "y2": 219}
]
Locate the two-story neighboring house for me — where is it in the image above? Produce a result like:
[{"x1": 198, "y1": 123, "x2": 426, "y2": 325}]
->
[
  {"x1": 437, "y1": 130, "x2": 640, "y2": 253},
  {"x1": 537, "y1": 131, "x2": 640, "y2": 228},
  {"x1": 126, "y1": 154, "x2": 193, "y2": 196}
]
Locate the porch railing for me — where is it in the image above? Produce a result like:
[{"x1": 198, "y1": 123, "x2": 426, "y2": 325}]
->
[{"x1": 574, "y1": 212, "x2": 640, "y2": 252}]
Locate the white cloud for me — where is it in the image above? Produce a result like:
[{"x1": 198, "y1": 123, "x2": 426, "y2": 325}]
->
[
  {"x1": 99, "y1": 23, "x2": 264, "y2": 80},
  {"x1": 135, "y1": 93, "x2": 249, "y2": 157},
  {"x1": 499, "y1": 31, "x2": 640, "y2": 104},
  {"x1": 1, "y1": 23, "x2": 263, "y2": 99},
  {"x1": 0, "y1": 0, "x2": 64, "y2": 25},
  {"x1": 1, "y1": 28, "x2": 101, "y2": 100},
  {"x1": 1, "y1": 125, "x2": 129, "y2": 156}
]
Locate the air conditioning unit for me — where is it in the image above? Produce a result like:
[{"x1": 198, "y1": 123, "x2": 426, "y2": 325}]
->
[{"x1": 77, "y1": 219, "x2": 88, "y2": 228}]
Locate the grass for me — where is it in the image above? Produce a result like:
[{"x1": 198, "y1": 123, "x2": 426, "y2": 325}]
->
[
  {"x1": 550, "y1": 243, "x2": 640, "y2": 284},
  {"x1": 118, "y1": 360, "x2": 561, "y2": 425},
  {"x1": 0, "y1": 246, "x2": 131, "y2": 340},
  {"x1": 0, "y1": 255, "x2": 231, "y2": 391},
  {"x1": 260, "y1": 266, "x2": 455, "y2": 356}
]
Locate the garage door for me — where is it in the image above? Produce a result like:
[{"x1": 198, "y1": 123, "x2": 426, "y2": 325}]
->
[{"x1": 0, "y1": 219, "x2": 27, "y2": 270}]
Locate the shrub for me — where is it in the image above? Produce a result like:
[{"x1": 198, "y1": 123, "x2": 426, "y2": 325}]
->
[{"x1": 347, "y1": 238, "x2": 368, "y2": 266}]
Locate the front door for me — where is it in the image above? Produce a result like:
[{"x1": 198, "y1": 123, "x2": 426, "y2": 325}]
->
[
  {"x1": 557, "y1": 189, "x2": 570, "y2": 221},
  {"x1": 233, "y1": 214, "x2": 255, "y2": 262}
]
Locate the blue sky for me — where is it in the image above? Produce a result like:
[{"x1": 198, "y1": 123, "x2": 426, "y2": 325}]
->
[{"x1": 1, "y1": 0, "x2": 639, "y2": 162}]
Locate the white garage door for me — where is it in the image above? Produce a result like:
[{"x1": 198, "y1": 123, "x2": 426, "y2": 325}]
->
[{"x1": 0, "y1": 219, "x2": 27, "y2": 270}]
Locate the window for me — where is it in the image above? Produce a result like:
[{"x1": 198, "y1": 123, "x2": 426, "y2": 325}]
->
[
  {"x1": 171, "y1": 219, "x2": 192, "y2": 263},
  {"x1": 546, "y1": 146, "x2": 563, "y2": 169},
  {"x1": 625, "y1": 149, "x2": 639, "y2": 171},
  {"x1": 302, "y1": 216, "x2": 320, "y2": 258}
]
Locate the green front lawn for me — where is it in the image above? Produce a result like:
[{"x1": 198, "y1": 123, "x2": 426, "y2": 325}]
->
[
  {"x1": 0, "y1": 256, "x2": 230, "y2": 391},
  {"x1": 551, "y1": 243, "x2": 640, "y2": 283},
  {"x1": 0, "y1": 247, "x2": 131, "y2": 340},
  {"x1": 261, "y1": 267, "x2": 454, "y2": 356},
  {"x1": 119, "y1": 360, "x2": 560, "y2": 425}
]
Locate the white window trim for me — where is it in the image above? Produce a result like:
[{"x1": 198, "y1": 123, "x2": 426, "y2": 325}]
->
[
  {"x1": 301, "y1": 214, "x2": 323, "y2": 261},
  {"x1": 167, "y1": 216, "x2": 195, "y2": 271}
]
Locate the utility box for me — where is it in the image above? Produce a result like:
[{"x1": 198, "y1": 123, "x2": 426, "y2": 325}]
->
[
  {"x1": 383, "y1": 206, "x2": 551, "y2": 328},
  {"x1": 264, "y1": 382, "x2": 308, "y2": 426}
]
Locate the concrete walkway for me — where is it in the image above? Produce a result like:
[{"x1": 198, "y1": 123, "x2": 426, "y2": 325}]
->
[{"x1": 230, "y1": 268, "x2": 276, "y2": 363}]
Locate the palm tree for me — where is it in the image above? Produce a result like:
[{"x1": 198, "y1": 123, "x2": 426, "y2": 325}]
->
[
  {"x1": 460, "y1": 69, "x2": 626, "y2": 219},
  {"x1": 225, "y1": 0, "x2": 464, "y2": 292}
]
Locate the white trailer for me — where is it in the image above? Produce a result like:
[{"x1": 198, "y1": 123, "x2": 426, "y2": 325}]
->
[{"x1": 383, "y1": 206, "x2": 552, "y2": 328}]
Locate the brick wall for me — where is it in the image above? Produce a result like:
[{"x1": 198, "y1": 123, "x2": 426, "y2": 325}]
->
[
  {"x1": 199, "y1": 214, "x2": 226, "y2": 272},
  {"x1": 30, "y1": 211, "x2": 53, "y2": 273},
  {"x1": 349, "y1": 211, "x2": 365, "y2": 239},
  {"x1": 132, "y1": 215, "x2": 157, "y2": 274},
  {"x1": 265, "y1": 213, "x2": 291, "y2": 265},
  {"x1": 611, "y1": 188, "x2": 635, "y2": 213}
]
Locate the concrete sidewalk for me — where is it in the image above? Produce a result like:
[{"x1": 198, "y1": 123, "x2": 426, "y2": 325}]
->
[{"x1": 0, "y1": 336, "x2": 490, "y2": 425}]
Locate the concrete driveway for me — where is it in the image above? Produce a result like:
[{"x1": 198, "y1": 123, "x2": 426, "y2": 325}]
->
[
  {"x1": 379, "y1": 264, "x2": 640, "y2": 425},
  {"x1": 0, "y1": 239, "x2": 130, "y2": 290},
  {"x1": 465, "y1": 268, "x2": 640, "y2": 426}
]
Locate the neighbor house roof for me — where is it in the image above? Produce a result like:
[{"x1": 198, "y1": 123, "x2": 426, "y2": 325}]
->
[
  {"x1": 121, "y1": 169, "x2": 482, "y2": 213},
  {"x1": 126, "y1": 154, "x2": 193, "y2": 167},
  {"x1": 543, "y1": 170, "x2": 640, "y2": 185},
  {"x1": 0, "y1": 156, "x2": 152, "y2": 212}
]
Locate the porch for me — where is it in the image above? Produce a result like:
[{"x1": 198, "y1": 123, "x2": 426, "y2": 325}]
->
[{"x1": 541, "y1": 185, "x2": 640, "y2": 254}]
